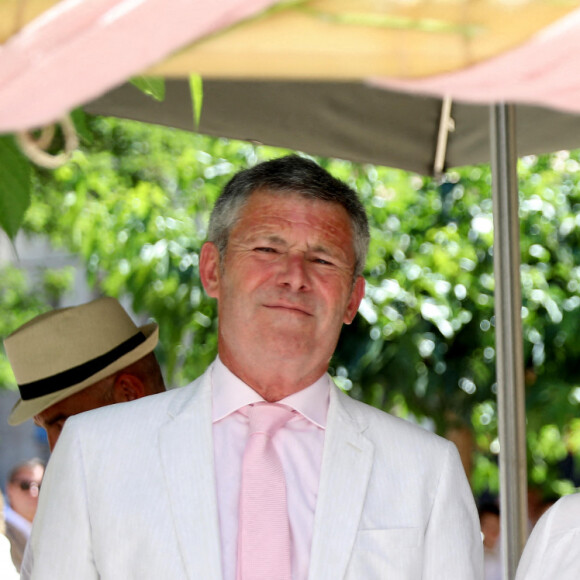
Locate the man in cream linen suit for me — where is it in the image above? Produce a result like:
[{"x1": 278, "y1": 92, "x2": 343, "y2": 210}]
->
[{"x1": 24, "y1": 156, "x2": 483, "y2": 579}]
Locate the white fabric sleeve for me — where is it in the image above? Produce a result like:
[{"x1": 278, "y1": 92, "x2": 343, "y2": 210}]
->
[
  {"x1": 22, "y1": 420, "x2": 98, "y2": 580},
  {"x1": 423, "y1": 441, "x2": 484, "y2": 580}
]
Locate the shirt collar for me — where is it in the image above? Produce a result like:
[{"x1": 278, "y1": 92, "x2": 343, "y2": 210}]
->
[{"x1": 211, "y1": 356, "x2": 329, "y2": 429}]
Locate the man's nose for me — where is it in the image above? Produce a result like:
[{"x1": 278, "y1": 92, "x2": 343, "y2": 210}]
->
[{"x1": 277, "y1": 253, "x2": 310, "y2": 291}]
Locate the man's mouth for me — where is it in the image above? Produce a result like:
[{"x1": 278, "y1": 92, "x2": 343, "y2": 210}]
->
[{"x1": 264, "y1": 303, "x2": 312, "y2": 316}]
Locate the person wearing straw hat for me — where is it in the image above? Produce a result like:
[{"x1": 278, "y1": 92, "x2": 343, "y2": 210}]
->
[
  {"x1": 22, "y1": 156, "x2": 482, "y2": 580},
  {"x1": 4, "y1": 296, "x2": 166, "y2": 451}
]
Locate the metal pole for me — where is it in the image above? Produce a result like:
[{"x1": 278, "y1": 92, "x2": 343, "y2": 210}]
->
[{"x1": 490, "y1": 103, "x2": 528, "y2": 580}]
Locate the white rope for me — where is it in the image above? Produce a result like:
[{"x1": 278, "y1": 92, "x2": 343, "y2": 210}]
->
[
  {"x1": 433, "y1": 95, "x2": 455, "y2": 178},
  {"x1": 15, "y1": 115, "x2": 79, "y2": 169}
]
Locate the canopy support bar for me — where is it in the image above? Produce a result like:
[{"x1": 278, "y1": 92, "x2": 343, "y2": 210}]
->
[
  {"x1": 433, "y1": 95, "x2": 455, "y2": 177},
  {"x1": 490, "y1": 103, "x2": 528, "y2": 580}
]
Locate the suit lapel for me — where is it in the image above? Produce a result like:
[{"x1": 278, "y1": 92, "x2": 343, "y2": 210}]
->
[
  {"x1": 158, "y1": 369, "x2": 223, "y2": 578},
  {"x1": 308, "y1": 386, "x2": 374, "y2": 580}
]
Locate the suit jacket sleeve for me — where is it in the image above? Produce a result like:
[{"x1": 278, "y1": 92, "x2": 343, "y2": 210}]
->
[
  {"x1": 422, "y1": 441, "x2": 483, "y2": 579},
  {"x1": 21, "y1": 420, "x2": 98, "y2": 580}
]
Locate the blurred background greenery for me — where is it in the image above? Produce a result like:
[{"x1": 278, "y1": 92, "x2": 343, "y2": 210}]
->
[{"x1": 3, "y1": 115, "x2": 580, "y2": 503}]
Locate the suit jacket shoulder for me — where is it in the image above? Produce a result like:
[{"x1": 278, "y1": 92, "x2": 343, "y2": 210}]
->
[
  {"x1": 336, "y1": 386, "x2": 450, "y2": 445},
  {"x1": 60, "y1": 367, "x2": 211, "y2": 445},
  {"x1": 516, "y1": 494, "x2": 580, "y2": 580},
  {"x1": 309, "y1": 384, "x2": 483, "y2": 580}
]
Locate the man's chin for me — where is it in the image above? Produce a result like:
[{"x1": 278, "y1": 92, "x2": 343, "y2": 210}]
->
[{"x1": 264, "y1": 334, "x2": 317, "y2": 358}]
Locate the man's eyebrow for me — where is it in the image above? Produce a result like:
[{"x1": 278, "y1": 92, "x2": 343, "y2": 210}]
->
[
  {"x1": 309, "y1": 243, "x2": 334, "y2": 254},
  {"x1": 251, "y1": 234, "x2": 286, "y2": 246},
  {"x1": 308, "y1": 243, "x2": 347, "y2": 260}
]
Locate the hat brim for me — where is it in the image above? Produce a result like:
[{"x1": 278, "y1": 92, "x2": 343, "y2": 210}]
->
[{"x1": 8, "y1": 323, "x2": 159, "y2": 426}]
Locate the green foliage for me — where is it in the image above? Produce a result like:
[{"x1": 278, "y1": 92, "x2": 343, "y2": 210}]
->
[
  {"x1": 327, "y1": 154, "x2": 580, "y2": 495},
  {"x1": 0, "y1": 136, "x2": 31, "y2": 240},
  {"x1": 7, "y1": 117, "x2": 580, "y2": 496},
  {"x1": 332, "y1": 165, "x2": 497, "y2": 432},
  {"x1": 0, "y1": 265, "x2": 73, "y2": 389}
]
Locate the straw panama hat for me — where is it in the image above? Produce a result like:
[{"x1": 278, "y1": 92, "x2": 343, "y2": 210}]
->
[{"x1": 5, "y1": 296, "x2": 159, "y2": 426}]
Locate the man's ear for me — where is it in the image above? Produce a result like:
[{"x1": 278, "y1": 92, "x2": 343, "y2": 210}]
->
[
  {"x1": 200, "y1": 242, "x2": 221, "y2": 298},
  {"x1": 343, "y1": 276, "x2": 365, "y2": 325},
  {"x1": 112, "y1": 373, "x2": 146, "y2": 403}
]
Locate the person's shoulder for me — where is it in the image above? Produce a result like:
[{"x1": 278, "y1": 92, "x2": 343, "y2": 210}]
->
[
  {"x1": 332, "y1": 387, "x2": 469, "y2": 499},
  {"x1": 334, "y1": 386, "x2": 450, "y2": 450},
  {"x1": 67, "y1": 371, "x2": 209, "y2": 430},
  {"x1": 551, "y1": 493, "x2": 580, "y2": 511},
  {"x1": 539, "y1": 494, "x2": 580, "y2": 534},
  {"x1": 516, "y1": 494, "x2": 580, "y2": 580}
]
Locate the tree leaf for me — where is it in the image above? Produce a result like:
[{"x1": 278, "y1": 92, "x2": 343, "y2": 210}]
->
[
  {"x1": 71, "y1": 108, "x2": 94, "y2": 145},
  {"x1": 130, "y1": 76, "x2": 166, "y2": 102},
  {"x1": 0, "y1": 135, "x2": 31, "y2": 240},
  {"x1": 189, "y1": 74, "x2": 203, "y2": 129}
]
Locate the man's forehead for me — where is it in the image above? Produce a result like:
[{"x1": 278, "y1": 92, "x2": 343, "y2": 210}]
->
[
  {"x1": 247, "y1": 187, "x2": 346, "y2": 209},
  {"x1": 12, "y1": 464, "x2": 42, "y2": 479},
  {"x1": 240, "y1": 191, "x2": 351, "y2": 228}
]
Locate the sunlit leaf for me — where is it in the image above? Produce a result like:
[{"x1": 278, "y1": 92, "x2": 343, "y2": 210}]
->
[
  {"x1": 130, "y1": 76, "x2": 166, "y2": 102},
  {"x1": 189, "y1": 74, "x2": 203, "y2": 129},
  {"x1": 0, "y1": 135, "x2": 31, "y2": 240}
]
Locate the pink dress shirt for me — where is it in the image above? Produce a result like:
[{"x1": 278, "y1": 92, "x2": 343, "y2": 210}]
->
[{"x1": 212, "y1": 357, "x2": 329, "y2": 580}]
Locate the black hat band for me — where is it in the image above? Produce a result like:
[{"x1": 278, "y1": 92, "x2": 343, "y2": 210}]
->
[{"x1": 18, "y1": 332, "x2": 147, "y2": 401}]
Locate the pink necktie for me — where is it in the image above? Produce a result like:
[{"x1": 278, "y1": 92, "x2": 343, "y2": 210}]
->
[{"x1": 237, "y1": 403, "x2": 294, "y2": 580}]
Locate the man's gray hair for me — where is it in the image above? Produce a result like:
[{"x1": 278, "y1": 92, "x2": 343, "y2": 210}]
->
[{"x1": 207, "y1": 155, "x2": 370, "y2": 278}]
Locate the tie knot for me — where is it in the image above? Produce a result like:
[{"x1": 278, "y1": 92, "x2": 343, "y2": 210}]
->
[{"x1": 247, "y1": 403, "x2": 294, "y2": 436}]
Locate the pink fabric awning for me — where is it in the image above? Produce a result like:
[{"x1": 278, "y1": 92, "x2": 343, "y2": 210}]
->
[
  {"x1": 2, "y1": 0, "x2": 580, "y2": 133},
  {"x1": 0, "y1": 0, "x2": 279, "y2": 132}
]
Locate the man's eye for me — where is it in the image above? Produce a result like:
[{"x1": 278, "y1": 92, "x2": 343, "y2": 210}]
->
[
  {"x1": 254, "y1": 247, "x2": 278, "y2": 253},
  {"x1": 313, "y1": 258, "x2": 333, "y2": 265}
]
